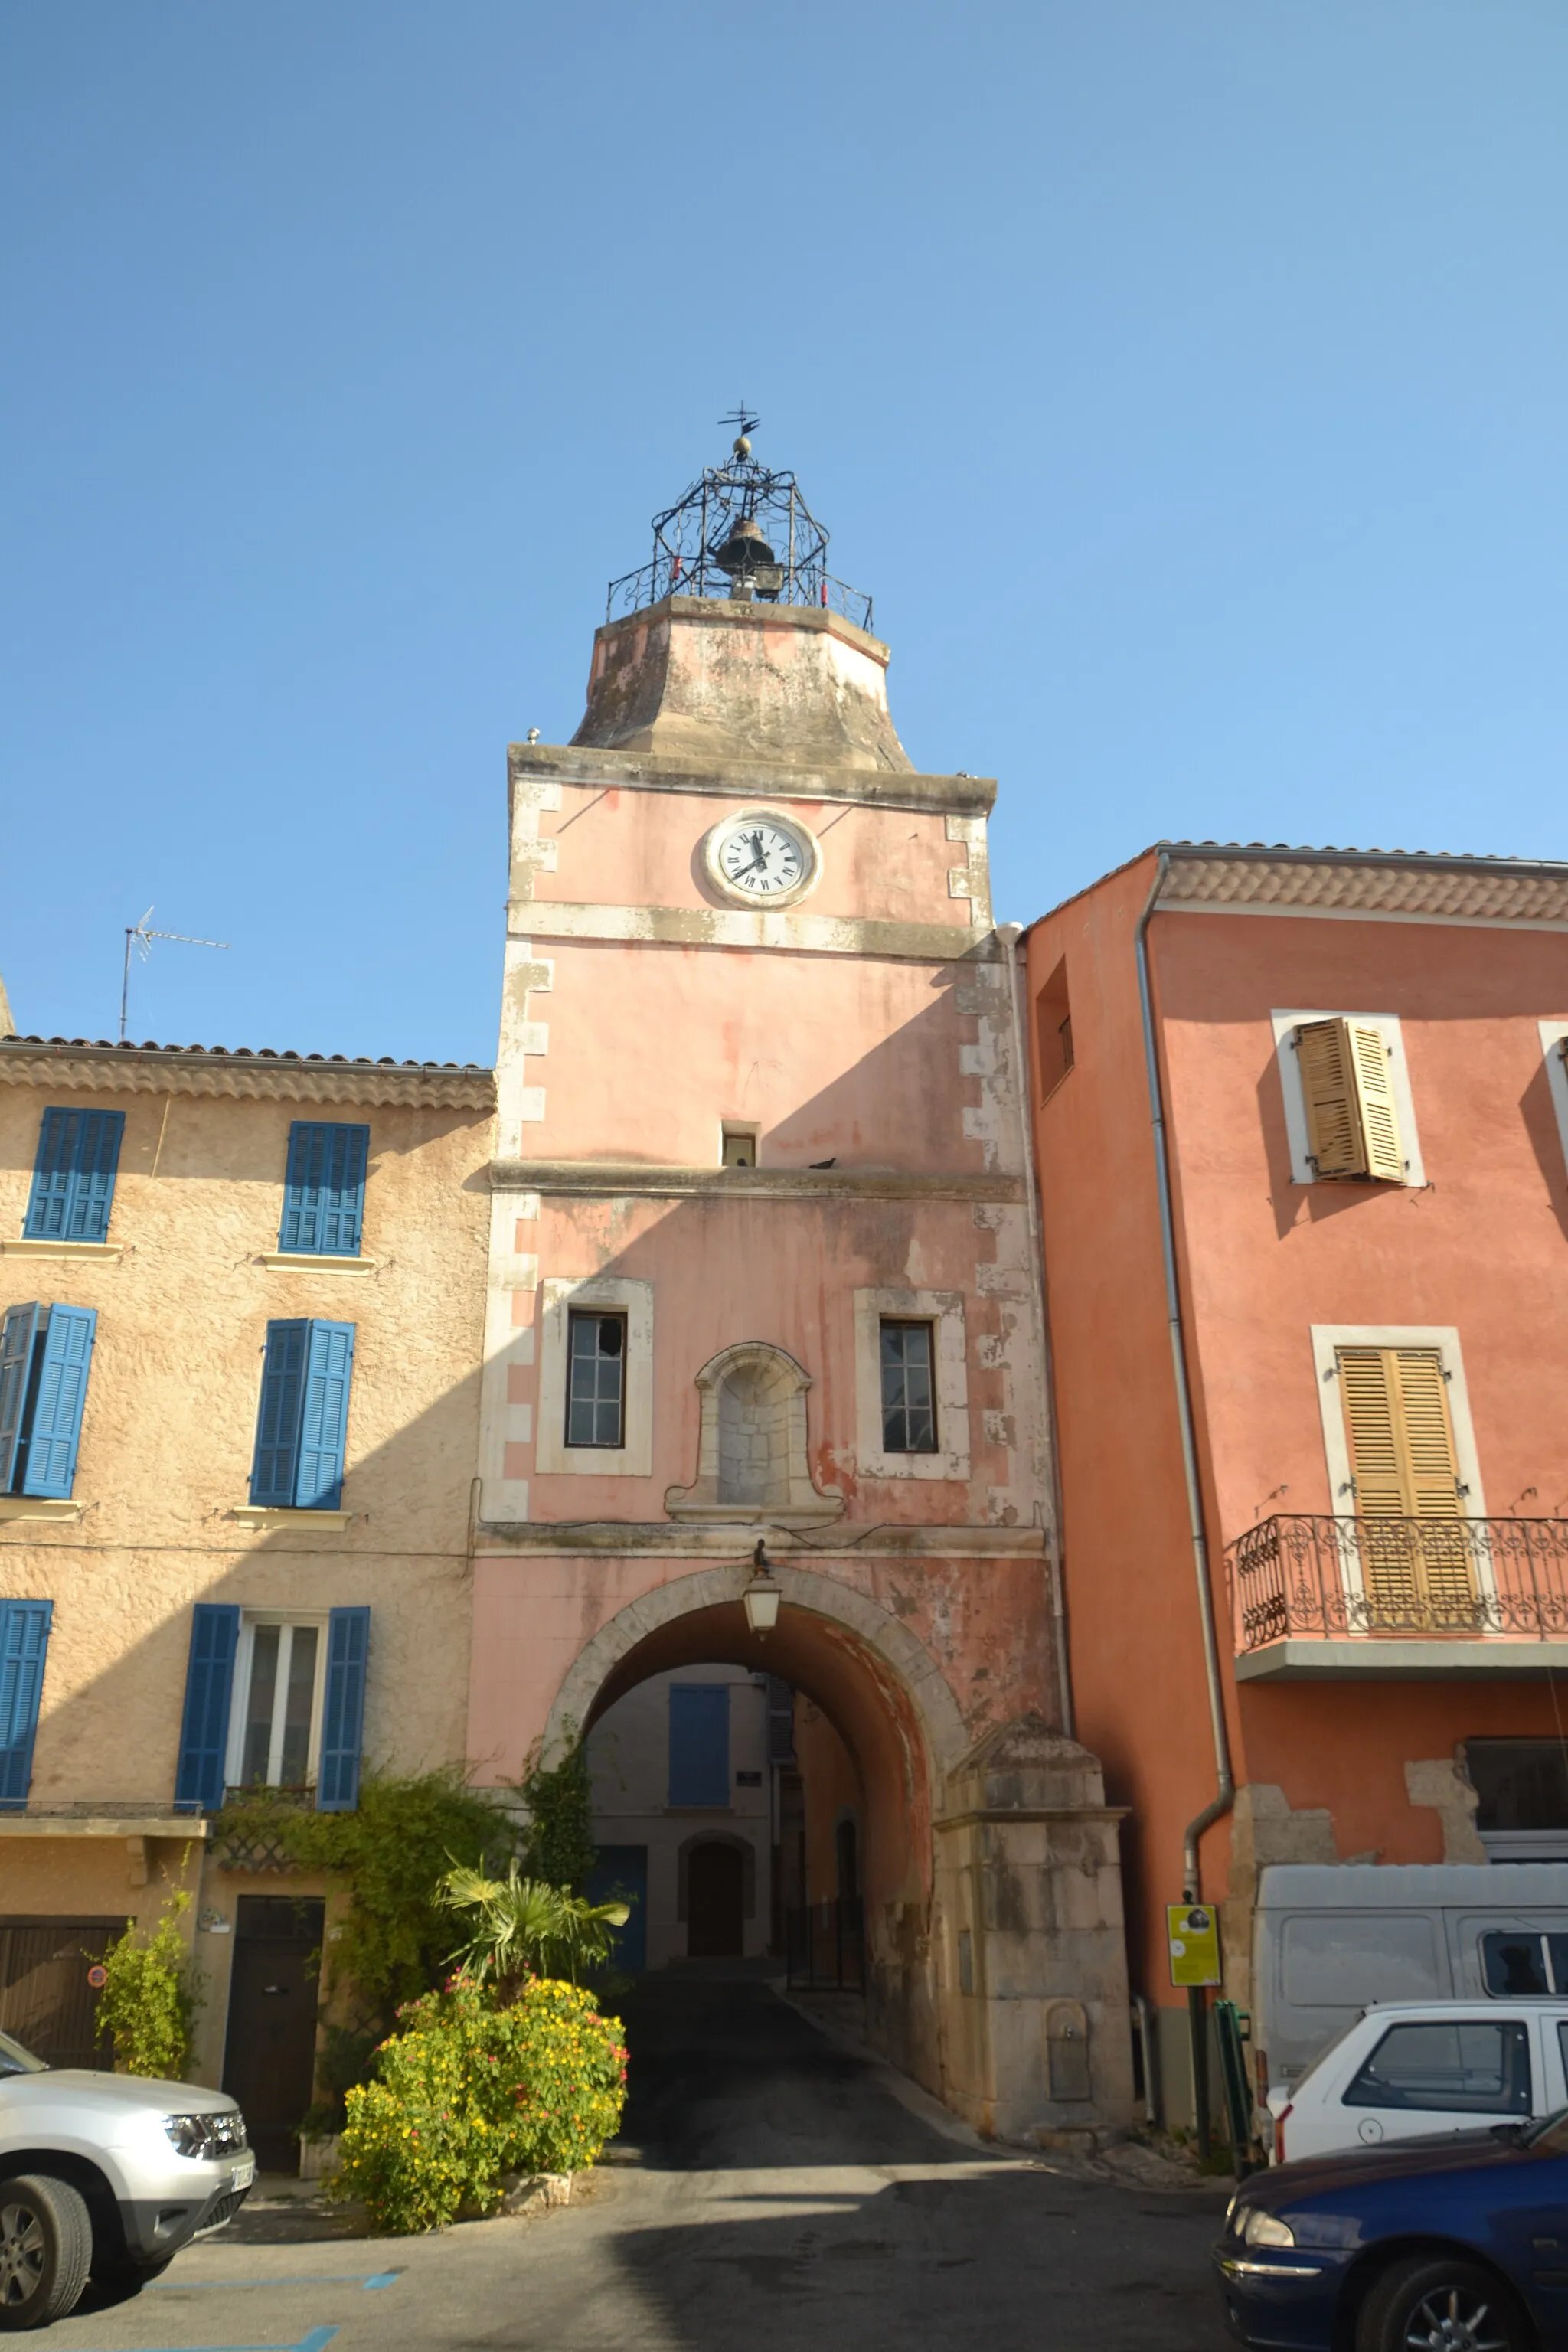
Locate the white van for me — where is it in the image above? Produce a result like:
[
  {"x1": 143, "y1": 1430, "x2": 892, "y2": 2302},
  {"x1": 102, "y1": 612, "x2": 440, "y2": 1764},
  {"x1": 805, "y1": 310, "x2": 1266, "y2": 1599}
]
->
[
  {"x1": 1271, "y1": 1999, "x2": 1568, "y2": 2163},
  {"x1": 1253, "y1": 1862, "x2": 1568, "y2": 2099}
]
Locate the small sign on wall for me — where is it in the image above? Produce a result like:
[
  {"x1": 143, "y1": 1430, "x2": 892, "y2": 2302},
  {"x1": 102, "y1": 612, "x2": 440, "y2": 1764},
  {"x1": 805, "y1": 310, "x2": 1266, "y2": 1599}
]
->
[{"x1": 1167, "y1": 1903, "x2": 1221, "y2": 1988}]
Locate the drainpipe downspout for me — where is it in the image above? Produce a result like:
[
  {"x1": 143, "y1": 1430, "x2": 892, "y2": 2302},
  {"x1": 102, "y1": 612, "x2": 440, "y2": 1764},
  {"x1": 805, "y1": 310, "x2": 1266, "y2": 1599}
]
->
[
  {"x1": 1134, "y1": 857, "x2": 1234, "y2": 1888},
  {"x1": 998, "y1": 920, "x2": 1074, "y2": 1740}
]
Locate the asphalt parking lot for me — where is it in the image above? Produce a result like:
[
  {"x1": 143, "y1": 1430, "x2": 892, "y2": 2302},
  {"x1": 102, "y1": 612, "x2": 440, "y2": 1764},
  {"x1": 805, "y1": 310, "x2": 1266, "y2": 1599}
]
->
[{"x1": 41, "y1": 1979, "x2": 1231, "y2": 2352}]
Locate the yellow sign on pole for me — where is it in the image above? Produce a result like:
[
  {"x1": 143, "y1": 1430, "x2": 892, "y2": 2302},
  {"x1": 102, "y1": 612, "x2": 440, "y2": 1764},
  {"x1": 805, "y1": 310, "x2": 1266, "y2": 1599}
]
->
[{"x1": 1167, "y1": 1902, "x2": 1221, "y2": 1989}]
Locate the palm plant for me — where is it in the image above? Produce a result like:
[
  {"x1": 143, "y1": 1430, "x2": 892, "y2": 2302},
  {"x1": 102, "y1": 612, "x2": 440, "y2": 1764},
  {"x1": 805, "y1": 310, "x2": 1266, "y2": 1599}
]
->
[{"x1": 437, "y1": 1860, "x2": 629, "y2": 1993}]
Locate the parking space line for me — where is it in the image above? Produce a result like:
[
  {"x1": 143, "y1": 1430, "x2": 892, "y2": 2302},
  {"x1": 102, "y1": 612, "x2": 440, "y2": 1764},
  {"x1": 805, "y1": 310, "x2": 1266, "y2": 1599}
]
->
[
  {"x1": 71, "y1": 2328, "x2": 339, "y2": 2352},
  {"x1": 152, "y1": 2273, "x2": 401, "y2": 2293}
]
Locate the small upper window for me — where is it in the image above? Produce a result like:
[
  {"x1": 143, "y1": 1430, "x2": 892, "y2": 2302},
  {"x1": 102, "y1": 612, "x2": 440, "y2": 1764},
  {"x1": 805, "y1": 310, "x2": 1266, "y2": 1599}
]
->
[
  {"x1": 721, "y1": 1126, "x2": 758, "y2": 1168},
  {"x1": 879, "y1": 1320, "x2": 937, "y2": 1454},
  {"x1": 280, "y1": 1122, "x2": 369, "y2": 1256},
  {"x1": 24, "y1": 1108, "x2": 124, "y2": 1243},
  {"x1": 567, "y1": 1311, "x2": 626, "y2": 1448},
  {"x1": 1034, "y1": 959, "x2": 1074, "y2": 1100}
]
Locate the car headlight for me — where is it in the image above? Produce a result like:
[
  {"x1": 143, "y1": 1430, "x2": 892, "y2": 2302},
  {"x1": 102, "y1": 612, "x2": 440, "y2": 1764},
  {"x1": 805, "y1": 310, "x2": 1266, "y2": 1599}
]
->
[
  {"x1": 1242, "y1": 2208, "x2": 1297, "y2": 2249},
  {"x1": 163, "y1": 2113, "x2": 216, "y2": 2159}
]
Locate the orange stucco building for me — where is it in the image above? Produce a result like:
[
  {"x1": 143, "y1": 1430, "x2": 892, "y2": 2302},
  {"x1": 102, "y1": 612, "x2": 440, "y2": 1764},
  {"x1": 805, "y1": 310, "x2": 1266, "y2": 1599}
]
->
[{"x1": 1024, "y1": 841, "x2": 1568, "y2": 2118}]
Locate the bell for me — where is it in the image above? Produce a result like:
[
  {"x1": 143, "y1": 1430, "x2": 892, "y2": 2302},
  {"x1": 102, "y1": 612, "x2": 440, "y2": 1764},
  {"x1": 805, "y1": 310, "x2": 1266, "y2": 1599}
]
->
[{"x1": 714, "y1": 514, "x2": 777, "y2": 577}]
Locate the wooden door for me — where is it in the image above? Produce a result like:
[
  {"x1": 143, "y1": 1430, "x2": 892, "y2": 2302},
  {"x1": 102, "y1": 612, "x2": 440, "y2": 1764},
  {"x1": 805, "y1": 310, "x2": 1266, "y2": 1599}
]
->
[
  {"x1": 0, "y1": 1919, "x2": 119, "y2": 2069},
  {"x1": 687, "y1": 1842, "x2": 743, "y2": 1958},
  {"x1": 220, "y1": 1897, "x2": 324, "y2": 2172}
]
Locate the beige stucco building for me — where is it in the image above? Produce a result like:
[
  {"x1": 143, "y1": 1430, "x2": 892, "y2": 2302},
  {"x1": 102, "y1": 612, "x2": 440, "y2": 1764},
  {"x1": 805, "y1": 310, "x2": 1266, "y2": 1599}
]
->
[{"x1": 0, "y1": 1034, "x2": 492, "y2": 2159}]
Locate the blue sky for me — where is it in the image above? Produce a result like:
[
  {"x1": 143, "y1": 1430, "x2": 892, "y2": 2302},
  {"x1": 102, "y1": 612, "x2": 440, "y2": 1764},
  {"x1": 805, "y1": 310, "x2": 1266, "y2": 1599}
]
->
[{"x1": 4, "y1": 2, "x2": 1565, "y2": 1064}]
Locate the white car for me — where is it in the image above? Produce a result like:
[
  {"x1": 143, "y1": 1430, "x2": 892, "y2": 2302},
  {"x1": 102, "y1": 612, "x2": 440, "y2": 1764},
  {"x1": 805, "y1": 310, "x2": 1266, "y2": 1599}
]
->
[
  {"x1": 1269, "y1": 1998, "x2": 1568, "y2": 2165},
  {"x1": 0, "y1": 2025, "x2": 253, "y2": 2329}
]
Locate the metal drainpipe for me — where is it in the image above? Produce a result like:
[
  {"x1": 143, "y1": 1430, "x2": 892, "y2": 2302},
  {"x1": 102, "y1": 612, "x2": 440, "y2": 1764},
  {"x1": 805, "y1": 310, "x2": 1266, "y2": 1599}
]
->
[
  {"x1": 1135, "y1": 854, "x2": 1234, "y2": 2152},
  {"x1": 998, "y1": 920, "x2": 1073, "y2": 1739}
]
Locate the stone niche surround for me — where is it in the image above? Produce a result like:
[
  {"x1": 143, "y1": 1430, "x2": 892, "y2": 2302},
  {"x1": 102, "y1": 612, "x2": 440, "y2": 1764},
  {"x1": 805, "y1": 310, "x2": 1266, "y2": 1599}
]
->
[{"x1": 664, "y1": 1341, "x2": 844, "y2": 1526}]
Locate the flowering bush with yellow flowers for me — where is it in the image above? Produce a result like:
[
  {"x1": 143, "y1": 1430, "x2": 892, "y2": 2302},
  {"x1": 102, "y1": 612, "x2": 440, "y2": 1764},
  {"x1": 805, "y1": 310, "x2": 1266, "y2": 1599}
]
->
[{"x1": 331, "y1": 1972, "x2": 627, "y2": 2234}]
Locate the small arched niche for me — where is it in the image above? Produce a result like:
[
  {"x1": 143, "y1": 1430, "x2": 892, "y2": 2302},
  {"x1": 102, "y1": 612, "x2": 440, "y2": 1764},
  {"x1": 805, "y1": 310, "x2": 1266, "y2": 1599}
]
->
[{"x1": 665, "y1": 1341, "x2": 844, "y2": 1525}]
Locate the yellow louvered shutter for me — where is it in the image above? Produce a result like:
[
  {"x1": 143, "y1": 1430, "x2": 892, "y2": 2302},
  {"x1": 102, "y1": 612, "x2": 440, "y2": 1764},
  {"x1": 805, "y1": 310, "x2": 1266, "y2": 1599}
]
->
[
  {"x1": 1338, "y1": 1346, "x2": 1472, "y2": 1624},
  {"x1": 1346, "y1": 1023, "x2": 1405, "y2": 1182},
  {"x1": 1296, "y1": 1018, "x2": 1405, "y2": 1182},
  {"x1": 1298, "y1": 1020, "x2": 1363, "y2": 1175}
]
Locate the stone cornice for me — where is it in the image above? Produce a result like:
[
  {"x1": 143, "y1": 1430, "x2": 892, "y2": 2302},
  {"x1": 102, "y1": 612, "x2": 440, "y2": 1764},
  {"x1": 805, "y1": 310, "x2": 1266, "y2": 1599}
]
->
[
  {"x1": 509, "y1": 741, "x2": 997, "y2": 818},
  {"x1": 0, "y1": 1040, "x2": 495, "y2": 1112},
  {"x1": 505, "y1": 899, "x2": 998, "y2": 962},
  {"x1": 489, "y1": 1161, "x2": 1024, "y2": 1204},
  {"x1": 474, "y1": 1518, "x2": 1047, "y2": 1557}
]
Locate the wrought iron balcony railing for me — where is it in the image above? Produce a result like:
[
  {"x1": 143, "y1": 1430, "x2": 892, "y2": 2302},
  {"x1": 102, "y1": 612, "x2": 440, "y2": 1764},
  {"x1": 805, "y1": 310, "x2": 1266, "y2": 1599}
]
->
[{"x1": 1230, "y1": 1514, "x2": 1568, "y2": 1652}]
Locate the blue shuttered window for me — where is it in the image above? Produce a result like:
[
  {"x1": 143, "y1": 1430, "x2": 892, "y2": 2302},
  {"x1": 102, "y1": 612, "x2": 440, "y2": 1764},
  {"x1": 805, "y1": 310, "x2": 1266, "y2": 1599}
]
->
[
  {"x1": 0, "y1": 1305, "x2": 96, "y2": 1500},
  {"x1": 280, "y1": 1123, "x2": 369, "y2": 1256},
  {"x1": 19, "y1": 1307, "x2": 96, "y2": 1500},
  {"x1": 0, "y1": 1306, "x2": 41, "y2": 1491},
  {"x1": 250, "y1": 1320, "x2": 354, "y2": 1509},
  {"x1": 0, "y1": 1600, "x2": 53, "y2": 1811},
  {"x1": 318, "y1": 1606, "x2": 370, "y2": 1811},
  {"x1": 24, "y1": 1109, "x2": 125, "y2": 1243},
  {"x1": 668, "y1": 1684, "x2": 730, "y2": 1807},
  {"x1": 174, "y1": 1604, "x2": 240, "y2": 1814}
]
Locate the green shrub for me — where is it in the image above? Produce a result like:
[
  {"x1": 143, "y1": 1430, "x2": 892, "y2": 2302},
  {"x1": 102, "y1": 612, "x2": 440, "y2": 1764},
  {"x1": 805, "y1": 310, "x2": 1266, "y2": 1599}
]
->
[
  {"x1": 95, "y1": 1887, "x2": 199, "y2": 2079},
  {"x1": 332, "y1": 1973, "x2": 627, "y2": 2234}
]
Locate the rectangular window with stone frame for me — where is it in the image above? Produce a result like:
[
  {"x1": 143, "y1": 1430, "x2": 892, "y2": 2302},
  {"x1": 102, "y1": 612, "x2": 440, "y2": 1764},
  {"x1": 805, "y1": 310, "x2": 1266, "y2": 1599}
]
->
[
  {"x1": 566, "y1": 1309, "x2": 627, "y2": 1449},
  {"x1": 879, "y1": 1319, "x2": 938, "y2": 1454}
]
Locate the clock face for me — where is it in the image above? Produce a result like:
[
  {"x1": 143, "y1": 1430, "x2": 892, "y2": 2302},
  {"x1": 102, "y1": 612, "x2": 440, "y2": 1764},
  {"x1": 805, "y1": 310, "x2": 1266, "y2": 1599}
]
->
[{"x1": 711, "y1": 815, "x2": 815, "y2": 901}]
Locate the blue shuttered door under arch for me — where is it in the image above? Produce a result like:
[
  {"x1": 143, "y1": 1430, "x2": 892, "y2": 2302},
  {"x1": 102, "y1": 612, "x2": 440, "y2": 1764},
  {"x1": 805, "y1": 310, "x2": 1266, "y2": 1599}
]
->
[{"x1": 668, "y1": 1684, "x2": 730, "y2": 1807}]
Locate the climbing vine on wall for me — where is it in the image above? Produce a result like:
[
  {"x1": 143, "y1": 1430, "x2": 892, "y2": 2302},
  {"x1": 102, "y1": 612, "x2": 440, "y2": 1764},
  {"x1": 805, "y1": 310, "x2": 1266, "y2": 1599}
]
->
[{"x1": 517, "y1": 1733, "x2": 598, "y2": 1893}]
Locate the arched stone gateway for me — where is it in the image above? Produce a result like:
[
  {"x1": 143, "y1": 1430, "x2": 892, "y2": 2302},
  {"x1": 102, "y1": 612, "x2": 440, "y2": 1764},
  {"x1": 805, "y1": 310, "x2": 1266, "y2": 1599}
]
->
[{"x1": 538, "y1": 1562, "x2": 1134, "y2": 2142}]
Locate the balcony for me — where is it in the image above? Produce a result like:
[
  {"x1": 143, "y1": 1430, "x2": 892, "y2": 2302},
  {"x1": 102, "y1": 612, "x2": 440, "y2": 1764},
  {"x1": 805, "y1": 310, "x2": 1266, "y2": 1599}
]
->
[{"x1": 1229, "y1": 1514, "x2": 1568, "y2": 1680}]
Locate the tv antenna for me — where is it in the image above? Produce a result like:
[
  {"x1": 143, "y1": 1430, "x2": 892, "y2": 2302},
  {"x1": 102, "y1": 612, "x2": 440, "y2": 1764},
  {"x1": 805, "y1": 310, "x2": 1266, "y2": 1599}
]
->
[{"x1": 119, "y1": 906, "x2": 231, "y2": 1043}]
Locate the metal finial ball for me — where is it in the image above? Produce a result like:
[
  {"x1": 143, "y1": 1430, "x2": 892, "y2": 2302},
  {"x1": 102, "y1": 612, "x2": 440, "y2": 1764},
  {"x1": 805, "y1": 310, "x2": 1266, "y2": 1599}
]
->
[{"x1": 733, "y1": 435, "x2": 751, "y2": 459}]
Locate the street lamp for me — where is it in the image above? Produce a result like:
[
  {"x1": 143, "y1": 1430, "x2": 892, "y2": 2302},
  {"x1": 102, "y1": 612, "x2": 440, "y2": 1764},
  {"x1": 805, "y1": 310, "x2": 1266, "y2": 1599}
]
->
[{"x1": 743, "y1": 1539, "x2": 782, "y2": 1636}]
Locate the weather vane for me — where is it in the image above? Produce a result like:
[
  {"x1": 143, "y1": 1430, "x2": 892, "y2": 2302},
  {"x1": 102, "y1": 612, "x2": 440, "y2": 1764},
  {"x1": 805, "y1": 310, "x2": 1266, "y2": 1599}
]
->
[{"x1": 718, "y1": 404, "x2": 760, "y2": 444}]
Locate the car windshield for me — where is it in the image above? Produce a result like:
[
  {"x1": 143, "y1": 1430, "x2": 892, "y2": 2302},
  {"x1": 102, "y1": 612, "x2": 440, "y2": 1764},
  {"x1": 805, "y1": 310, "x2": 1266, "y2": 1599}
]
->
[
  {"x1": 1517, "y1": 2106, "x2": 1568, "y2": 2154},
  {"x1": 0, "y1": 2029, "x2": 47, "y2": 2077}
]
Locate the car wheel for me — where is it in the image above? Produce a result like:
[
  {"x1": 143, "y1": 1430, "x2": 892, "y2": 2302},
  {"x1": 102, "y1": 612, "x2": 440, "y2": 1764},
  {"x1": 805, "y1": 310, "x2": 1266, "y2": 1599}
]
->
[
  {"x1": 1357, "y1": 2253, "x2": 1529, "y2": 2352},
  {"x1": 0, "y1": 2174, "x2": 93, "y2": 2331}
]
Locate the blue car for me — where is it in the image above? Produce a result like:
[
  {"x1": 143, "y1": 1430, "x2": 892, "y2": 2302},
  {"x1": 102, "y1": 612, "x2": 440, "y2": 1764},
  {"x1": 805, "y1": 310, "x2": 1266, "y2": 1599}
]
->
[{"x1": 1216, "y1": 2109, "x2": 1568, "y2": 2351}]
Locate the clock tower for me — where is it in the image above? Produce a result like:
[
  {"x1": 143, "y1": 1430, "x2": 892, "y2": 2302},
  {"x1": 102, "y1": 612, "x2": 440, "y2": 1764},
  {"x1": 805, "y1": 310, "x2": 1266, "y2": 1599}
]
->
[{"x1": 469, "y1": 435, "x2": 1131, "y2": 2138}]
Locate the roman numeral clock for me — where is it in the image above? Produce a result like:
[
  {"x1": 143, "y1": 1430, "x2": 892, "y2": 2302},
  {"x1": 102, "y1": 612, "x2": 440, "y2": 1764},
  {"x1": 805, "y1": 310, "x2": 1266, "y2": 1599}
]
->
[{"x1": 702, "y1": 808, "x2": 822, "y2": 909}]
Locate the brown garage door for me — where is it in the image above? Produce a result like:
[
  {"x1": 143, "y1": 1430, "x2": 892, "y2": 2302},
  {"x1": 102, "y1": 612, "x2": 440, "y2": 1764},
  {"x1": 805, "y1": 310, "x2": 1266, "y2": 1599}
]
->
[{"x1": 0, "y1": 1919, "x2": 120, "y2": 2070}]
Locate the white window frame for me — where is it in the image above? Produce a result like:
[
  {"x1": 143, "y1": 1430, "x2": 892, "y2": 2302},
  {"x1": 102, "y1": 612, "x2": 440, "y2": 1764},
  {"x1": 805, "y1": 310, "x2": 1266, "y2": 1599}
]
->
[
  {"x1": 1310, "y1": 1324, "x2": 1489, "y2": 1613},
  {"x1": 224, "y1": 1612, "x2": 330, "y2": 1791},
  {"x1": 534, "y1": 1276, "x2": 654, "y2": 1477},
  {"x1": 853, "y1": 1288, "x2": 970, "y2": 1481},
  {"x1": 1539, "y1": 1022, "x2": 1568, "y2": 1174},
  {"x1": 1272, "y1": 1010, "x2": 1426, "y2": 1187}
]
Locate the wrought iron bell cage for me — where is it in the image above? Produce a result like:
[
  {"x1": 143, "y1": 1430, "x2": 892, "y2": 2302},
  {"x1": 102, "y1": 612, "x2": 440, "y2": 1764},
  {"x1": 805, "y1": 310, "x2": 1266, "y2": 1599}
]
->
[{"x1": 606, "y1": 426, "x2": 873, "y2": 633}]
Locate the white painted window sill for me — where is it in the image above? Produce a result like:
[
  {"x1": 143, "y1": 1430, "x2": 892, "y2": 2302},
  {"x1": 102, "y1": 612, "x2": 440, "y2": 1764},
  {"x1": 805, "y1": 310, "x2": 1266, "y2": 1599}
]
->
[
  {"x1": 230, "y1": 1506, "x2": 354, "y2": 1530},
  {"x1": 2, "y1": 1237, "x2": 122, "y2": 1262},
  {"x1": 259, "y1": 1253, "x2": 377, "y2": 1275},
  {"x1": 0, "y1": 1497, "x2": 83, "y2": 1522}
]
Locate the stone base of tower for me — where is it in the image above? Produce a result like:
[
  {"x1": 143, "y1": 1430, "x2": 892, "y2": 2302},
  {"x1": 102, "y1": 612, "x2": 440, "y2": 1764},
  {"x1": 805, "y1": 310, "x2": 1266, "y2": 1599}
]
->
[{"x1": 917, "y1": 1717, "x2": 1135, "y2": 2142}]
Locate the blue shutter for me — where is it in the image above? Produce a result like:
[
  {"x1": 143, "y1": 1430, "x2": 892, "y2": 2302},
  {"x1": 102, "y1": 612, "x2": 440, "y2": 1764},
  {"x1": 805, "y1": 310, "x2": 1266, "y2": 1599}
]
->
[
  {"x1": 296, "y1": 1321, "x2": 354, "y2": 1508},
  {"x1": 18, "y1": 1306, "x2": 96, "y2": 1500},
  {"x1": 0, "y1": 1600, "x2": 52, "y2": 1811},
  {"x1": 250, "y1": 1321, "x2": 309, "y2": 1505},
  {"x1": 317, "y1": 1606, "x2": 369, "y2": 1811},
  {"x1": 23, "y1": 1111, "x2": 77, "y2": 1240},
  {"x1": 174, "y1": 1603, "x2": 239, "y2": 1813},
  {"x1": 22, "y1": 1109, "x2": 123, "y2": 1243},
  {"x1": 279, "y1": 1123, "x2": 368, "y2": 1256},
  {"x1": 67, "y1": 1112, "x2": 124, "y2": 1242},
  {"x1": 668, "y1": 1684, "x2": 730, "y2": 1807},
  {"x1": 0, "y1": 1305, "x2": 41, "y2": 1492}
]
